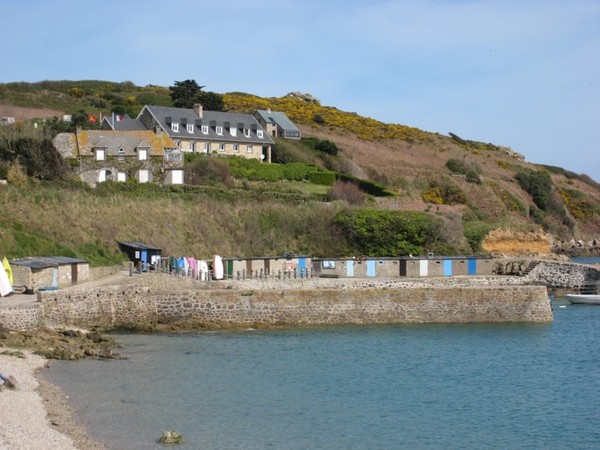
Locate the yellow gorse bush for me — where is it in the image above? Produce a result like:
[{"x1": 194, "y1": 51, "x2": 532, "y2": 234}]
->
[{"x1": 224, "y1": 94, "x2": 433, "y2": 143}]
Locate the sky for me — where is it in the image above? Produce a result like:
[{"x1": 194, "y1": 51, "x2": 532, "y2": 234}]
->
[{"x1": 2, "y1": 0, "x2": 599, "y2": 181}]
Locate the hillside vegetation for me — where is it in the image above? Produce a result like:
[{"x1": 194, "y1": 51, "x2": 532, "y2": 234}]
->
[{"x1": 1, "y1": 80, "x2": 599, "y2": 264}]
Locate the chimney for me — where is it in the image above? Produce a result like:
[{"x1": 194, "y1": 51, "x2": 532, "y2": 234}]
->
[{"x1": 193, "y1": 103, "x2": 203, "y2": 118}]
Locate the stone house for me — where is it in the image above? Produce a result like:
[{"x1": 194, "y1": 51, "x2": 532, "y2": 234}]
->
[
  {"x1": 254, "y1": 109, "x2": 301, "y2": 139},
  {"x1": 53, "y1": 129, "x2": 183, "y2": 186},
  {"x1": 135, "y1": 104, "x2": 275, "y2": 163}
]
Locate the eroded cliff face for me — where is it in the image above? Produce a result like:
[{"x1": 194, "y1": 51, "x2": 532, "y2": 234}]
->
[{"x1": 482, "y1": 228, "x2": 553, "y2": 257}]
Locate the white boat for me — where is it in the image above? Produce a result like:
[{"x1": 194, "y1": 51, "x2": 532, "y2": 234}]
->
[{"x1": 565, "y1": 294, "x2": 600, "y2": 305}]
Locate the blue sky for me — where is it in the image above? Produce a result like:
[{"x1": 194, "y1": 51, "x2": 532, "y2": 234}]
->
[{"x1": 2, "y1": 0, "x2": 599, "y2": 181}]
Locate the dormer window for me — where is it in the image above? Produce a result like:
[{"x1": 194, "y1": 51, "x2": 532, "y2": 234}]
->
[
  {"x1": 117, "y1": 147, "x2": 125, "y2": 160},
  {"x1": 201, "y1": 125, "x2": 209, "y2": 134},
  {"x1": 244, "y1": 128, "x2": 251, "y2": 138},
  {"x1": 171, "y1": 123, "x2": 179, "y2": 132},
  {"x1": 95, "y1": 148, "x2": 105, "y2": 161},
  {"x1": 230, "y1": 127, "x2": 237, "y2": 137},
  {"x1": 216, "y1": 126, "x2": 223, "y2": 135},
  {"x1": 257, "y1": 130, "x2": 264, "y2": 139},
  {"x1": 187, "y1": 124, "x2": 194, "y2": 133},
  {"x1": 138, "y1": 148, "x2": 148, "y2": 161}
]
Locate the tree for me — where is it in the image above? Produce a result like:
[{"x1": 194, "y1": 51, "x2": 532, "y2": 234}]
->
[
  {"x1": 170, "y1": 80, "x2": 225, "y2": 111},
  {"x1": 170, "y1": 79, "x2": 205, "y2": 108}
]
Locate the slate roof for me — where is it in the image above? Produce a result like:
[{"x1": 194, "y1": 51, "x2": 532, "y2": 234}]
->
[
  {"x1": 74, "y1": 130, "x2": 175, "y2": 157},
  {"x1": 141, "y1": 105, "x2": 275, "y2": 145},
  {"x1": 11, "y1": 256, "x2": 88, "y2": 269},
  {"x1": 255, "y1": 110, "x2": 301, "y2": 134},
  {"x1": 118, "y1": 241, "x2": 162, "y2": 251},
  {"x1": 102, "y1": 114, "x2": 146, "y2": 131}
]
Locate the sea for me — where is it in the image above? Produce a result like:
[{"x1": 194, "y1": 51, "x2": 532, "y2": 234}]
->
[{"x1": 43, "y1": 257, "x2": 600, "y2": 450}]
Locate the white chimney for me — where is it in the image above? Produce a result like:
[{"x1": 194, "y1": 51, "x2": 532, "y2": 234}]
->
[{"x1": 194, "y1": 103, "x2": 203, "y2": 118}]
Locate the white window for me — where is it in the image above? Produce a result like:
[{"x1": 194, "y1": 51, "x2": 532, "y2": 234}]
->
[
  {"x1": 219, "y1": 143, "x2": 225, "y2": 152},
  {"x1": 247, "y1": 144, "x2": 253, "y2": 153},
  {"x1": 233, "y1": 144, "x2": 239, "y2": 153},
  {"x1": 190, "y1": 141, "x2": 196, "y2": 152},
  {"x1": 96, "y1": 149, "x2": 105, "y2": 161},
  {"x1": 216, "y1": 126, "x2": 223, "y2": 135},
  {"x1": 203, "y1": 142, "x2": 209, "y2": 153},
  {"x1": 117, "y1": 171, "x2": 127, "y2": 182},
  {"x1": 171, "y1": 123, "x2": 179, "y2": 132},
  {"x1": 117, "y1": 147, "x2": 125, "y2": 160},
  {"x1": 244, "y1": 128, "x2": 251, "y2": 138},
  {"x1": 187, "y1": 124, "x2": 194, "y2": 133},
  {"x1": 230, "y1": 127, "x2": 237, "y2": 137},
  {"x1": 201, "y1": 125, "x2": 209, "y2": 134},
  {"x1": 138, "y1": 149, "x2": 148, "y2": 161},
  {"x1": 139, "y1": 170, "x2": 149, "y2": 183},
  {"x1": 257, "y1": 130, "x2": 263, "y2": 138}
]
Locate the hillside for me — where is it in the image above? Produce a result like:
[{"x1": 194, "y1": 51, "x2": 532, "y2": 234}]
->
[{"x1": 1, "y1": 80, "x2": 599, "y2": 263}]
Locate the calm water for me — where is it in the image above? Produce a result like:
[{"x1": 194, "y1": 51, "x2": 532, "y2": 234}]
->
[{"x1": 44, "y1": 298, "x2": 600, "y2": 450}]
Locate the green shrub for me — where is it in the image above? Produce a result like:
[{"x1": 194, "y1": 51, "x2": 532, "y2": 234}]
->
[
  {"x1": 463, "y1": 221, "x2": 493, "y2": 252},
  {"x1": 314, "y1": 139, "x2": 339, "y2": 156},
  {"x1": 334, "y1": 209, "x2": 441, "y2": 256},
  {"x1": 338, "y1": 174, "x2": 394, "y2": 197},
  {"x1": 308, "y1": 171, "x2": 336, "y2": 186}
]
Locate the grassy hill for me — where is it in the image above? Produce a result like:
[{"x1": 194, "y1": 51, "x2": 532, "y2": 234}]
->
[{"x1": 1, "y1": 80, "x2": 599, "y2": 264}]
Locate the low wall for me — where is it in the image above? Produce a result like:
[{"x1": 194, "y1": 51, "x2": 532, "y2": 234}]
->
[{"x1": 22, "y1": 282, "x2": 552, "y2": 331}]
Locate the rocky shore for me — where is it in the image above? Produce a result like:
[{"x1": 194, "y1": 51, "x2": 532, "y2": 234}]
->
[
  {"x1": 0, "y1": 328, "x2": 123, "y2": 449},
  {"x1": 0, "y1": 349, "x2": 105, "y2": 450}
]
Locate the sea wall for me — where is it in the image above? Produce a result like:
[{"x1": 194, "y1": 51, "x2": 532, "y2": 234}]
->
[{"x1": 22, "y1": 282, "x2": 553, "y2": 332}]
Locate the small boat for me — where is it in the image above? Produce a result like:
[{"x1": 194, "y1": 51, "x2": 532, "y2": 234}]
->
[{"x1": 565, "y1": 294, "x2": 600, "y2": 305}]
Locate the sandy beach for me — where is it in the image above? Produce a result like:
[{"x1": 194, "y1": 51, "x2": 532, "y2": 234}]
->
[{"x1": 0, "y1": 350, "x2": 105, "y2": 450}]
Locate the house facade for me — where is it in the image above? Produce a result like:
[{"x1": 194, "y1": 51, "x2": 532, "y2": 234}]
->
[
  {"x1": 137, "y1": 104, "x2": 275, "y2": 163},
  {"x1": 53, "y1": 129, "x2": 183, "y2": 186},
  {"x1": 254, "y1": 109, "x2": 301, "y2": 139}
]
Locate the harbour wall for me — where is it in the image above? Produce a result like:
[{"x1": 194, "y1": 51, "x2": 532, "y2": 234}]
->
[{"x1": 0, "y1": 274, "x2": 553, "y2": 331}]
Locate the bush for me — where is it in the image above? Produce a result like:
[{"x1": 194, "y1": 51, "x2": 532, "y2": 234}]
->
[
  {"x1": 327, "y1": 181, "x2": 365, "y2": 205},
  {"x1": 338, "y1": 174, "x2": 394, "y2": 197},
  {"x1": 308, "y1": 170, "x2": 336, "y2": 186},
  {"x1": 314, "y1": 139, "x2": 339, "y2": 156},
  {"x1": 334, "y1": 209, "x2": 441, "y2": 256},
  {"x1": 463, "y1": 221, "x2": 492, "y2": 252}
]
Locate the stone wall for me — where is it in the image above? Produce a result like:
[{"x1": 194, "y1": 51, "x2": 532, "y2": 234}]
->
[
  {"x1": 526, "y1": 261, "x2": 600, "y2": 292},
  {"x1": 0, "y1": 305, "x2": 43, "y2": 331},
  {"x1": 13, "y1": 278, "x2": 552, "y2": 331}
]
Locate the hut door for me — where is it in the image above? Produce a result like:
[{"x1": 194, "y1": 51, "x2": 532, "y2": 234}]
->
[
  {"x1": 419, "y1": 260, "x2": 428, "y2": 277},
  {"x1": 468, "y1": 259, "x2": 477, "y2": 275},
  {"x1": 298, "y1": 258, "x2": 306, "y2": 276},
  {"x1": 443, "y1": 260, "x2": 452, "y2": 277},
  {"x1": 71, "y1": 264, "x2": 78, "y2": 284},
  {"x1": 347, "y1": 260, "x2": 355, "y2": 277},
  {"x1": 141, "y1": 250, "x2": 148, "y2": 272},
  {"x1": 399, "y1": 260, "x2": 407, "y2": 277},
  {"x1": 227, "y1": 260, "x2": 234, "y2": 279},
  {"x1": 367, "y1": 260, "x2": 376, "y2": 277}
]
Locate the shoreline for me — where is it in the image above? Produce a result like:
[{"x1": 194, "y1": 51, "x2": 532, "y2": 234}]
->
[{"x1": 0, "y1": 350, "x2": 105, "y2": 450}]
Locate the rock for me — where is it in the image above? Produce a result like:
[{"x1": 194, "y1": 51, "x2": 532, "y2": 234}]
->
[{"x1": 159, "y1": 430, "x2": 183, "y2": 445}]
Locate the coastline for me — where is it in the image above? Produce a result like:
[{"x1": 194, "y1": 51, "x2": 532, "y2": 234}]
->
[{"x1": 0, "y1": 350, "x2": 105, "y2": 450}]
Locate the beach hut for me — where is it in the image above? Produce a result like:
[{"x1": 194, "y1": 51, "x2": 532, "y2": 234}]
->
[
  {"x1": 118, "y1": 241, "x2": 162, "y2": 272},
  {"x1": 10, "y1": 256, "x2": 89, "y2": 293}
]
